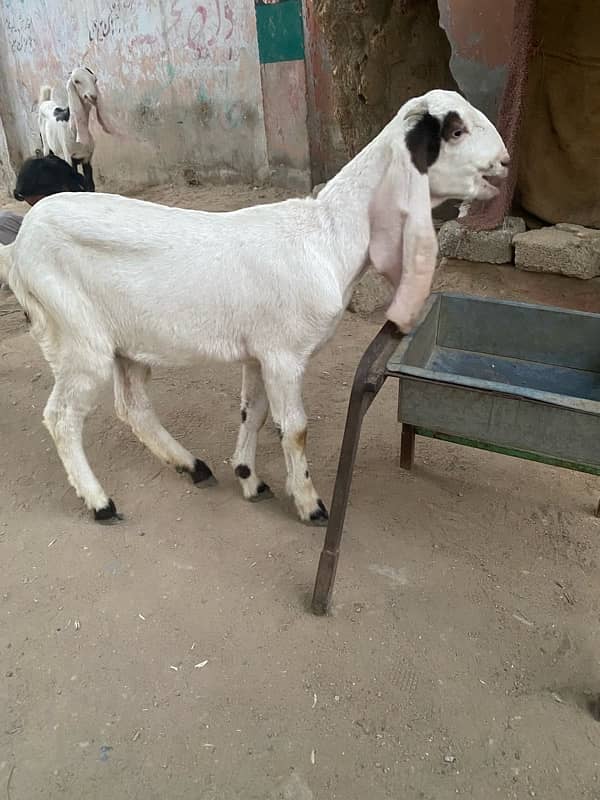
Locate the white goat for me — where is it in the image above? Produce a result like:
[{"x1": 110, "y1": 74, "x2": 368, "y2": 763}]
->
[
  {"x1": 1, "y1": 90, "x2": 508, "y2": 525},
  {"x1": 38, "y1": 66, "x2": 115, "y2": 191}
]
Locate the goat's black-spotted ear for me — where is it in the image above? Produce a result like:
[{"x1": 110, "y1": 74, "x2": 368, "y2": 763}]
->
[
  {"x1": 405, "y1": 113, "x2": 442, "y2": 175},
  {"x1": 441, "y1": 111, "x2": 465, "y2": 141}
]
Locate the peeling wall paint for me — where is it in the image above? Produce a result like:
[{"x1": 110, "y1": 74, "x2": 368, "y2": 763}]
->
[
  {"x1": 438, "y1": 0, "x2": 516, "y2": 121},
  {"x1": 260, "y1": 59, "x2": 311, "y2": 191},
  {"x1": 0, "y1": 0, "x2": 270, "y2": 192},
  {"x1": 302, "y1": 0, "x2": 346, "y2": 183}
]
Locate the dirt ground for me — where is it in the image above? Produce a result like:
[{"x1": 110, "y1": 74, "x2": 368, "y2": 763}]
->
[{"x1": 3, "y1": 184, "x2": 600, "y2": 800}]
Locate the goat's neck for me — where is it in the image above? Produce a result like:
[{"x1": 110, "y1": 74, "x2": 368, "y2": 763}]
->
[{"x1": 317, "y1": 125, "x2": 397, "y2": 301}]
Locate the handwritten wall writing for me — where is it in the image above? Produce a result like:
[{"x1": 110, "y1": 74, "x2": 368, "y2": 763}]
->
[
  {"x1": 186, "y1": 0, "x2": 235, "y2": 60},
  {"x1": 5, "y1": 13, "x2": 34, "y2": 53},
  {"x1": 88, "y1": 0, "x2": 135, "y2": 43}
]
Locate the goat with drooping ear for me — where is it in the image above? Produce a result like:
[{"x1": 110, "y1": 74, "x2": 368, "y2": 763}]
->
[
  {"x1": 93, "y1": 83, "x2": 117, "y2": 136},
  {"x1": 3, "y1": 90, "x2": 507, "y2": 526},
  {"x1": 38, "y1": 67, "x2": 116, "y2": 191},
  {"x1": 369, "y1": 90, "x2": 509, "y2": 331},
  {"x1": 65, "y1": 72, "x2": 91, "y2": 147},
  {"x1": 369, "y1": 137, "x2": 438, "y2": 332}
]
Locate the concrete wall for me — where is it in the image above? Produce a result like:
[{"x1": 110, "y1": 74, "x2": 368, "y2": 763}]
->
[
  {"x1": 0, "y1": 117, "x2": 15, "y2": 195},
  {"x1": 0, "y1": 0, "x2": 270, "y2": 192}
]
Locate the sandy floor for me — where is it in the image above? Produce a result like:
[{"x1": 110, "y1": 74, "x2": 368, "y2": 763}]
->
[{"x1": 3, "y1": 184, "x2": 600, "y2": 799}]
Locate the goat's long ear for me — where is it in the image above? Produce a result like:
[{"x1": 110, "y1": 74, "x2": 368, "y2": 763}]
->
[
  {"x1": 66, "y1": 78, "x2": 90, "y2": 146},
  {"x1": 94, "y1": 85, "x2": 116, "y2": 135},
  {"x1": 368, "y1": 140, "x2": 438, "y2": 333}
]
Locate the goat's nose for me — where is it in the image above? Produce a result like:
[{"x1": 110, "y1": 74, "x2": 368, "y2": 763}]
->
[{"x1": 501, "y1": 157, "x2": 510, "y2": 168}]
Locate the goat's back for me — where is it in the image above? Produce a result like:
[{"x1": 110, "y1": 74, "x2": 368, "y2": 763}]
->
[{"x1": 11, "y1": 192, "x2": 343, "y2": 366}]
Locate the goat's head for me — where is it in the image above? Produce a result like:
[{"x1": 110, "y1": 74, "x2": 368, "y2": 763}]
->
[
  {"x1": 368, "y1": 90, "x2": 508, "y2": 333},
  {"x1": 67, "y1": 66, "x2": 115, "y2": 140},
  {"x1": 402, "y1": 90, "x2": 509, "y2": 205},
  {"x1": 68, "y1": 66, "x2": 98, "y2": 105}
]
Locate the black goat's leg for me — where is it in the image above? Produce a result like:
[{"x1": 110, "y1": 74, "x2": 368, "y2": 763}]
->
[{"x1": 82, "y1": 162, "x2": 95, "y2": 192}]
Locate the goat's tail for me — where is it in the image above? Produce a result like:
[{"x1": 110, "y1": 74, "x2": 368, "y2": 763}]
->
[
  {"x1": 39, "y1": 85, "x2": 52, "y2": 104},
  {"x1": 0, "y1": 243, "x2": 13, "y2": 287}
]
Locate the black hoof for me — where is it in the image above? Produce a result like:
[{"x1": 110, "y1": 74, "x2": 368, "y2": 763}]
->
[
  {"x1": 308, "y1": 499, "x2": 329, "y2": 527},
  {"x1": 94, "y1": 499, "x2": 123, "y2": 525},
  {"x1": 184, "y1": 459, "x2": 217, "y2": 487},
  {"x1": 249, "y1": 482, "x2": 274, "y2": 503}
]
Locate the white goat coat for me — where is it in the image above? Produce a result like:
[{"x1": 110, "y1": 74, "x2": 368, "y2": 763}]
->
[
  {"x1": 11, "y1": 90, "x2": 508, "y2": 356},
  {"x1": 38, "y1": 100, "x2": 94, "y2": 162},
  {"x1": 0, "y1": 90, "x2": 508, "y2": 522},
  {"x1": 38, "y1": 67, "x2": 115, "y2": 168},
  {"x1": 11, "y1": 192, "x2": 347, "y2": 367}
]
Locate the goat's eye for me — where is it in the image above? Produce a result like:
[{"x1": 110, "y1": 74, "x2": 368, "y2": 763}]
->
[
  {"x1": 453, "y1": 128, "x2": 464, "y2": 138},
  {"x1": 74, "y1": 79, "x2": 80, "y2": 85}
]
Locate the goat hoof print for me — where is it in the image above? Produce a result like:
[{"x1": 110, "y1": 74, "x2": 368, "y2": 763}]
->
[
  {"x1": 96, "y1": 514, "x2": 124, "y2": 526},
  {"x1": 94, "y1": 500, "x2": 123, "y2": 525},
  {"x1": 249, "y1": 483, "x2": 274, "y2": 503}
]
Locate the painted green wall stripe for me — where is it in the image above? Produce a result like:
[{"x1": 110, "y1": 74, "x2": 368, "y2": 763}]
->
[{"x1": 255, "y1": 0, "x2": 305, "y2": 64}]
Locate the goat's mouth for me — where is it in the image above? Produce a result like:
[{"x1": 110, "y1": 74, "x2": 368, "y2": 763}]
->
[{"x1": 480, "y1": 174, "x2": 504, "y2": 196}]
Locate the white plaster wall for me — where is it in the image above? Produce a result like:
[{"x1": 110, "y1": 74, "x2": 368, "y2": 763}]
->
[{"x1": 0, "y1": 0, "x2": 269, "y2": 192}]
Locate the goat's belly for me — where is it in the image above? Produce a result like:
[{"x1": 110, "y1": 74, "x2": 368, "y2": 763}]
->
[{"x1": 116, "y1": 326, "x2": 249, "y2": 368}]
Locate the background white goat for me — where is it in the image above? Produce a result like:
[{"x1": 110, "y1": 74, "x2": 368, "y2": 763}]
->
[
  {"x1": 1, "y1": 90, "x2": 508, "y2": 525},
  {"x1": 38, "y1": 66, "x2": 115, "y2": 191}
]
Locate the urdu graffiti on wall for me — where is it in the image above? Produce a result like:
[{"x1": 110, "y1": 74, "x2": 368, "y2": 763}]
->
[
  {"x1": 5, "y1": 12, "x2": 34, "y2": 52},
  {"x1": 88, "y1": 0, "x2": 135, "y2": 43},
  {"x1": 186, "y1": 0, "x2": 236, "y2": 60}
]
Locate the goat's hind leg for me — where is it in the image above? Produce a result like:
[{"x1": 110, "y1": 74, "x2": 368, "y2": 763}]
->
[
  {"x1": 232, "y1": 362, "x2": 273, "y2": 502},
  {"x1": 113, "y1": 357, "x2": 216, "y2": 486},
  {"x1": 44, "y1": 365, "x2": 120, "y2": 523},
  {"x1": 262, "y1": 358, "x2": 328, "y2": 526}
]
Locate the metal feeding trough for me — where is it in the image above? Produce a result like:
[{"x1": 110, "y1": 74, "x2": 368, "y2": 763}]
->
[
  {"x1": 312, "y1": 293, "x2": 600, "y2": 614},
  {"x1": 391, "y1": 293, "x2": 600, "y2": 474}
]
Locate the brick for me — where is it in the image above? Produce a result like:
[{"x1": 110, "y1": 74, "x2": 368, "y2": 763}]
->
[
  {"x1": 514, "y1": 224, "x2": 600, "y2": 280},
  {"x1": 438, "y1": 217, "x2": 526, "y2": 264}
]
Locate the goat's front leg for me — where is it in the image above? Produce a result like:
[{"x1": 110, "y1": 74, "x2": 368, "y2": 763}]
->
[
  {"x1": 82, "y1": 161, "x2": 95, "y2": 192},
  {"x1": 232, "y1": 361, "x2": 273, "y2": 502},
  {"x1": 262, "y1": 359, "x2": 328, "y2": 526}
]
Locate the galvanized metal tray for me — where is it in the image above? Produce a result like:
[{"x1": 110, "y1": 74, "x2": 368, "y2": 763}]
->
[{"x1": 388, "y1": 293, "x2": 600, "y2": 474}]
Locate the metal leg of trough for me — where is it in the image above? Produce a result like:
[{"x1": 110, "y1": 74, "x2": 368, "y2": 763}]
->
[
  {"x1": 595, "y1": 498, "x2": 600, "y2": 519},
  {"x1": 400, "y1": 424, "x2": 416, "y2": 470},
  {"x1": 311, "y1": 321, "x2": 403, "y2": 616}
]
